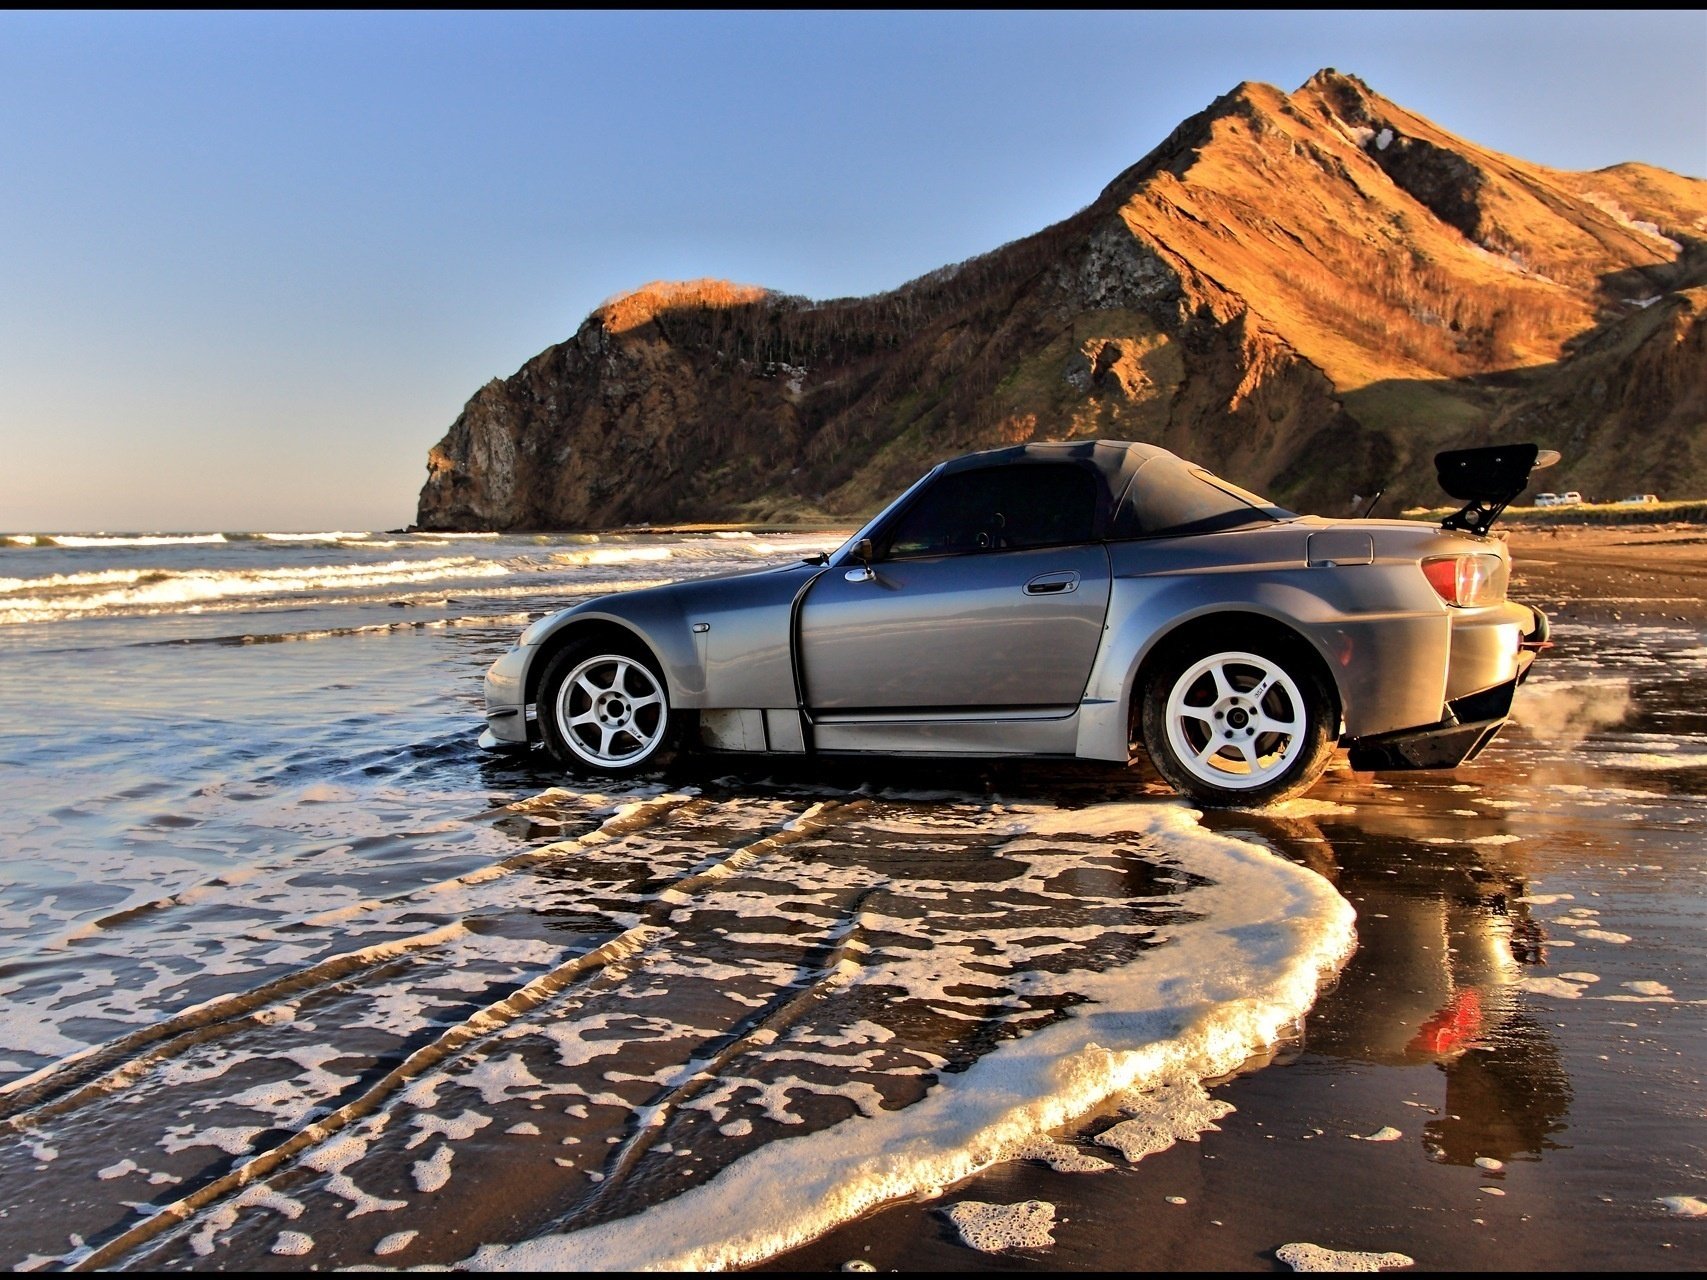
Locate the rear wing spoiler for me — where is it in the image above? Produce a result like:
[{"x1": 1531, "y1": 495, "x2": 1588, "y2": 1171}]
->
[{"x1": 1435, "y1": 443, "x2": 1560, "y2": 537}]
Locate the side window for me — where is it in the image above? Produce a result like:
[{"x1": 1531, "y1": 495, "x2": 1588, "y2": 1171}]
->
[{"x1": 884, "y1": 464, "x2": 1098, "y2": 558}]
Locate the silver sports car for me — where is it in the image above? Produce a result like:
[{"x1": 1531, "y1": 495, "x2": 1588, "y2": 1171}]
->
[{"x1": 479, "y1": 439, "x2": 1551, "y2": 807}]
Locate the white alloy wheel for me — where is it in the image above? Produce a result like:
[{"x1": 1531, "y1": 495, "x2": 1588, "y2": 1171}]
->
[
  {"x1": 1162, "y1": 650, "x2": 1309, "y2": 791},
  {"x1": 551, "y1": 653, "x2": 670, "y2": 769}
]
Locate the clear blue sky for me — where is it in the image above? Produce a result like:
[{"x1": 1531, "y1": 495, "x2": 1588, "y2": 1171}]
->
[{"x1": 2, "y1": 10, "x2": 1703, "y2": 531}]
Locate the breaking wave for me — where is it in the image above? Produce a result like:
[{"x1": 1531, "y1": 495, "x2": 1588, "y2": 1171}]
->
[
  {"x1": 9, "y1": 533, "x2": 232, "y2": 548},
  {"x1": 0, "y1": 557, "x2": 511, "y2": 624}
]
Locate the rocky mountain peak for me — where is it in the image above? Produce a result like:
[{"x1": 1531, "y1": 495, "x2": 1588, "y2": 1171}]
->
[
  {"x1": 417, "y1": 72, "x2": 1706, "y2": 532},
  {"x1": 593, "y1": 279, "x2": 777, "y2": 334}
]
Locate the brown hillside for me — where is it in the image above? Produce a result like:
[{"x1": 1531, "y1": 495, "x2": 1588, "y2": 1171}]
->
[{"x1": 417, "y1": 71, "x2": 1706, "y2": 530}]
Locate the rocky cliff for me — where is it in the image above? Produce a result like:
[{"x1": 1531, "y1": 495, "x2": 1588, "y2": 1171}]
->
[{"x1": 417, "y1": 71, "x2": 1707, "y2": 529}]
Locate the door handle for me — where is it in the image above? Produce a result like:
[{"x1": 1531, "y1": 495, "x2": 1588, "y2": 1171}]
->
[{"x1": 1025, "y1": 571, "x2": 1079, "y2": 595}]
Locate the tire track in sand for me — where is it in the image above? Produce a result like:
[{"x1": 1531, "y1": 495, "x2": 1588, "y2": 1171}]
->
[
  {"x1": 0, "y1": 792, "x2": 698, "y2": 1129},
  {"x1": 59, "y1": 800, "x2": 854, "y2": 1273}
]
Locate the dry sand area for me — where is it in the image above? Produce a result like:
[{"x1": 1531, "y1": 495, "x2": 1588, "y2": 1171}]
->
[{"x1": 1507, "y1": 523, "x2": 1707, "y2": 624}]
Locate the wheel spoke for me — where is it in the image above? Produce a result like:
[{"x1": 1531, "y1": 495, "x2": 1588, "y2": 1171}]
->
[
  {"x1": 574, "y1": 674, "x2": 604, "y2": 700},
  {"x1": 567, "y1": 710, "x2": 600, "y2": 728},
  {"x1": 597, "y1": 725, "x2": 617, "y2": 758},
  {"x1": 1210, "y1": 664, "x2": 1234, "y2": 700},
  {"x1": 1178, "y1": 706, "x2": 1214, "y2": 726},
  {"x1": 627, "y1": 690, "x2": 663, "y2": 710}
]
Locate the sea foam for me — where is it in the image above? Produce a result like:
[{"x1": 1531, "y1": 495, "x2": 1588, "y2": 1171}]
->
[{"x1": 461, "y1": 802, "x2": 1355, "y2": 1272}]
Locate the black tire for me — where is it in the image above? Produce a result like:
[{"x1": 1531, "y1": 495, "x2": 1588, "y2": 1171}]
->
[
  {"x1": 1139, "y1": 635, "x2": 1336, "y2": 809},
  {"x1": 536, "y1": 638, "x2": 685, "y2": 777}
]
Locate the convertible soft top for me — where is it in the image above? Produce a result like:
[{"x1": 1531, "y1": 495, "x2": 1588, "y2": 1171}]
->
[{"x1": 934, "y1": 439, "x2": 1293, "y2": 539}]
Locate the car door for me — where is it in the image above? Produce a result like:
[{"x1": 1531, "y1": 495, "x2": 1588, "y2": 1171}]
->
[{"x1": 797, "y1": 462, "x2": 1111, "y2": 713}]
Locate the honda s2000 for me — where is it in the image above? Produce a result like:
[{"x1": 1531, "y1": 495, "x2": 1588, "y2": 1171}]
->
[{"x1": 479, "y1": 439, "x2": 1551, "y2": 807}]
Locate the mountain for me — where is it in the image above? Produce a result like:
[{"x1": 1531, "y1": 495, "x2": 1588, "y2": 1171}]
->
[{"x1": 416, "y1": 70, "x2": 1706, "y2": 530}]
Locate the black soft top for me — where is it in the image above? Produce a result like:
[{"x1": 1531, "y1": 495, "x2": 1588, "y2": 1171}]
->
[{"x1": 934, "y1": 439, "x2": 1291, "y2": 539}]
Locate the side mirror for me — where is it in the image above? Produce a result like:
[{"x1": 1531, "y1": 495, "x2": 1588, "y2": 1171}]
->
[{"x1": 845, "y1": 538, "x2": 877, "y2": 583}]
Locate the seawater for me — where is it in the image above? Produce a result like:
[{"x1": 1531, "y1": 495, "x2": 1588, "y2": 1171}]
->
[{"x1": 0, "y1": 528, "x2": 1355, "y2": 1271}]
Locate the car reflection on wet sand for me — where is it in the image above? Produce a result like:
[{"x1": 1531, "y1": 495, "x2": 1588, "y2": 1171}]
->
[{"x1": 1212, "y1": 803, "x2": 1575, "y2": 1171}]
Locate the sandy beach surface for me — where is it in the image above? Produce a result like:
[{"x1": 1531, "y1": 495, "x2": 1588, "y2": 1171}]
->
[
  {"x1": 767, "y1": 523, "x2": 1707, "y2": 1272},
  {"x1": 0, "y1": 523, "x2": 1701, "y2": 1271}
]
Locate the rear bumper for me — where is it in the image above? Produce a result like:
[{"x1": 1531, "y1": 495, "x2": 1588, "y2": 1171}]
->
[
  {"x1": 1348, "y1": 604, "x2": 1547, "y2": 772},
  {"x1": 1348, "y1": 678, "x2": 1518, "y2": 770}
]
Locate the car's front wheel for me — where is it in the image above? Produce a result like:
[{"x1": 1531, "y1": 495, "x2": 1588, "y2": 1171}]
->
[
  {"x1": 1140, "y1": 639, "x2": 1336, "y2": 808},
  {"x1": 537, "y1": 640, "x2": 682, "y2": 776}
]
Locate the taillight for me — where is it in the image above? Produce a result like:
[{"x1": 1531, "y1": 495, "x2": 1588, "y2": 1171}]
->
[{"x1": 1422, "y1": 554, "x2": 1504, "y2": 606}]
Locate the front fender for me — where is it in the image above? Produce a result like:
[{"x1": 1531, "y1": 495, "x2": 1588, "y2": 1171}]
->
[{"x1": 521, "y1": 592, "x2": 706, "y2": 707}]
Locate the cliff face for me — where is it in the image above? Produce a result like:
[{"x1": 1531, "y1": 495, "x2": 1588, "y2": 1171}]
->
[{"x1": 417, "y1": 71, "x2": 1707, "y2": 530}]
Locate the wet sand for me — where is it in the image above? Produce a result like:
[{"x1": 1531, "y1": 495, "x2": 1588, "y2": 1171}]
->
[
  {"x1": 1507, "y1": 523, "x2": 1707, "y2": 624},
  {"x1": 2, "y1": 524, "x2": 1702, "y2": 1271},
  {"x1": 761, "y1": 523, "x2": 1707, "y2": 1273}
]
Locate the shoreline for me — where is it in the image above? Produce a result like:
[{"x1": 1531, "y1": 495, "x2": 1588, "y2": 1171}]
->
[
  {"x1": 1505, "y1": 523, "x2": 1707, "y2": 624},
  {"x1": 1, "y1": 522, "x2": 1701, "y2": 1271}
]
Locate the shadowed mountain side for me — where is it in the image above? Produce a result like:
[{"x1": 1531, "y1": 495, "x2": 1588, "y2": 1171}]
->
[
  {"x1": 417, "y1": 71, "x2": 1707, "y2": 531},
  {"x1": 1331, "y1": 287, "x2": 1707, "y2": 511}
]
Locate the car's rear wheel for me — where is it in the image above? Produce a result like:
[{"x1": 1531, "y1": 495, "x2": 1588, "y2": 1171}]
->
[
  {"x1": 1140, "y1": 639, "x2": 1336, "y2": 808},
  {"x1": 538, "y1": 640, "x2": 682, "y2": 776}
]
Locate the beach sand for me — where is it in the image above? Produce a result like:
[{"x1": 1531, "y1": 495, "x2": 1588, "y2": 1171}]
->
[
  {"x1": 1506, "y1": 523, "x2": 1707, "y2": 624},
  {"x1": 756, "y1": 524, "x2": 1707, "y2": 1273},
  {"x1": 1, "y1": 523, "x2": 1701, "y2": 1271}
]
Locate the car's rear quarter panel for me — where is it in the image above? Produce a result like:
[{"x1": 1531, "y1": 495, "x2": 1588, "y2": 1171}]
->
[{"x1": 1076, "y1": 520, "x2": 1509, "y2": 760}]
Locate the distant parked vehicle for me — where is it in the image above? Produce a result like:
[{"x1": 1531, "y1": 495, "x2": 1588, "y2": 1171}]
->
[
  {"x1": 1616, "y1": 493, "x2": 1660, "y2": 506},
  {"x1": 1533, "y1": 491, "x2": 1582, "y2": 507}
]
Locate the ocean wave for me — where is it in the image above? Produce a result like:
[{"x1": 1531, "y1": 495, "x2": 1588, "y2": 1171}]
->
[
  {"x1": 128, "y1": 611, "x2": 538, "y2": 647},
  {"x1": 551, "y1": 546, "x2": 676, "y2": 567},
  {"x1": 420, "y1": 577, "x2": 677, "y2": 603},
  {"x1": 9, "y1": 533, "x2": 231, "y2": 548},
  {"x1": 253, "y1": 532, "x2": 372, "y2": 543},
  {"x1": 548, "y1": 538, "x2": 839, "y2": 568},
  {"x1": 463, "y1": 802, "x2": 1355, "y2": 1272},
  {"x1": 0, "y1": 557, "x2": 512, "y2": 624}
]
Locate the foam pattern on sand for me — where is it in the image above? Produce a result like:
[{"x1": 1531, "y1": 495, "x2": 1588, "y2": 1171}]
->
[
  {"x1": 1277, "y1": 1242, "x2": 1414, "y2": 1271},
  {"x1": 944, "y1": 1199, "x2": 1057, "y2": 1252},
  {"x1": 1093, "y1": 1077, "x2": 1234, "y2": 1162},
  {"x1": 0, "y1": 798, "x2": 1352, "y2": 1273}
]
